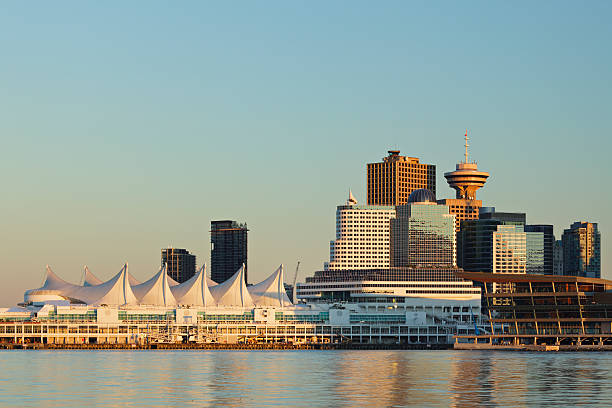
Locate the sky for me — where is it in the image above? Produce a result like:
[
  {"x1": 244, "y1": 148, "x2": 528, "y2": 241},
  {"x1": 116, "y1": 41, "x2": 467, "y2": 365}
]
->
[{"x1": 0, "y1": 1, "x2": 610, "y2": 306}]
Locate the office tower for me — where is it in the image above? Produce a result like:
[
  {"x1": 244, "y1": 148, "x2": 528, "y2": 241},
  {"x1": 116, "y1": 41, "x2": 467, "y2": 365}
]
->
[
  {"x1": 439, "y1": 131, "x2": 489, "y2": 233},
  {"x1": 562, "y1": 222, "x2": 601, "y2": 278},
  {"x1": 391, "y1": 189, "x2": 456, "y2": 267},
  {"x1": 553, "y1": 240, "x2": 563, "y2": 275},
  {"x1": 525, "y1": 231, "x2": 545, "y2": 274},
  {"x1": 325, "y1": 191, "x2": 396, "y2": 271},
  {"x1": 367, "y1": 150, "x2": 436, "y2": 206},
  {"x1": 161, "y1": 248, "x2": 196, "y2": 283},
  {"x1": 211, "y1": 220, "x2": 248, "y2": 284},
  {"x1": 493, "y1": 225, "x2": 527, "y2": 275},
  {"x1": 525, "y1": 225, "x2": 554, "y2": 274},
  {"x1": 460, "y1": 208, "x2": 526, "y2": 272}
]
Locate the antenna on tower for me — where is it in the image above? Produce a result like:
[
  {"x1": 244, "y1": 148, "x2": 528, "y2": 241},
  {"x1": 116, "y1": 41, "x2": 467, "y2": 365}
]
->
[{"x1": 464, "y1": 129, "x2": 470, "y2": 164}]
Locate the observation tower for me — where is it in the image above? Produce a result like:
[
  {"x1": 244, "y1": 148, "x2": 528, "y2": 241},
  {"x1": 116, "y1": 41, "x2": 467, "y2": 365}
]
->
[{"x1": 444, "y1": 130, "x2": 489, "y2": 200}]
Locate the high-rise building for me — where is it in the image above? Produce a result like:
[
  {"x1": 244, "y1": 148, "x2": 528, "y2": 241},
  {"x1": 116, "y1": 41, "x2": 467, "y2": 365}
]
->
[
  {"x1": 525, "y1": 231, "x2": 545, "y2": 274},
  {"x1": 367, "y1": 150, "x2": 436, "y2": 206},
  {"x1": 211, "y1": 220, "x2": 248, "y2": 284},
  {"x1": 525, "y1": 225, "x2": 554, "y2": 274},
  {"x1": 325, "y1": 191, "x2": 396, "y2": 271},
  {"x1": 553, "y1": 240, "x2": 563, "y2": 275},
  {"x1": 493, "y1": 225, "x2": 527, "y2": 275},
  {"x1": 562, "y1": 222, "x2": 601, "y2": 278},
  {"x1": 391, "y1": 189, "x2": 456, "y2": 268},
  {"x1": 460, "y1": 208, "x2": 525, "y2": 272},
  {"x1": 161, "y1": 248, "x2": 196, "y2": 283},
  {"x1": 439, "y1": 131, "x2": 489, "y2": 233}
]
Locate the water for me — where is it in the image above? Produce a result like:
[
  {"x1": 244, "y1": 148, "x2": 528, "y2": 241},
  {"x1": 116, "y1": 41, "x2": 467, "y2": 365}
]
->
[{"x1": 0, "y1": 350, "x2": 610, "y2": 407}]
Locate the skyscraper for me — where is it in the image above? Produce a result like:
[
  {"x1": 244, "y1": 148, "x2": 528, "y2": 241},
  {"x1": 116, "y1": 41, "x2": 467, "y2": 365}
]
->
[
  {"x1": 161, "y1": 248, "x2": 196, "y2": 283},
  {"x1": 460, "y1": 208, "x2": 525, "y2": 272},
  {"x1": 211, "y1": 220, "x2": 248, "y2": 284},
  {"x1": 525, "y1": 231, "x2": 544, "y2": 274},
  {"x1": 390, "y1": 189, "x2": 456, "y2": 267},
  {"x1": 438, "y1": 131, "x2": 489, "y2": 233},
  {"x1": 553, "y1": 240, "x2": 564, "y2": 275},
  {"x1": 525, "y1": 225, "x2": 554, "y2": 275},
  {"x1": 325, "y1": 191, "x2": 396, "y2": 271},
  {"x1": 367, "y1": 150, "x2": 436, "y2": 206},
  {"x1": 562, "y1": 222, "x2": 601, "y2": 278}
]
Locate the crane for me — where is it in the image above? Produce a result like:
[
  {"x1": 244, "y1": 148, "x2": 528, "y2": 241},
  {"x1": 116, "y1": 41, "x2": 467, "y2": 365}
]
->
[{"x1": 292, "y1": 261, "x2": 300, "y2": 304}]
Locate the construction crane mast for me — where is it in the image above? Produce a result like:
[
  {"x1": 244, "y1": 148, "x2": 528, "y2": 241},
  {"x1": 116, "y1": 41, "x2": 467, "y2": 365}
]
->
[{"x1": 292, "y1": 261, "x2": 300, "y2": 304}]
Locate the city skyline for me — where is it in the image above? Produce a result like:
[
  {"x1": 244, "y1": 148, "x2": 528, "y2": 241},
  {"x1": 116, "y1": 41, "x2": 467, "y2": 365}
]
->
[{"x1": 1, "y1": 2, "x2": 610, "y2": 306}]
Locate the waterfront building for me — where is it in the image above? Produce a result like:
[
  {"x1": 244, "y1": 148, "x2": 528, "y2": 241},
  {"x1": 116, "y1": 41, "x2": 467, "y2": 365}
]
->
[
  {"x1": 325, "y1": 191, "x2": 396, "y2": 271},
  {"x1": 161, "y1": 248, "x2": 196, "y2": 283},
  {"x1": 456, "y1": 271, "x2": 612, "y2": 347},
  {"x1": 391, "y1": 189, "x2": 456, "y2": 268},
  {"x1": 9, "y1": 264, "x2": 483, "y2": 346},
  {"x1": 438, "y1": 131, "x2": 489, "y2": 233},
  {"x1": 524, "y1": 225, "x2": 554, "y2": 275},
  {"x1": 553, "y1": 240, "x2": 564, "y2": 275},
  {"x1": 562, "y1": 222, "x2": 601, "y2": 278},
  {"x1": 367, "y1": 150, "x2": 436, "y2": 206},
  {"x1": 211, "y1": 220, "x2": 248, "y2": 284}
]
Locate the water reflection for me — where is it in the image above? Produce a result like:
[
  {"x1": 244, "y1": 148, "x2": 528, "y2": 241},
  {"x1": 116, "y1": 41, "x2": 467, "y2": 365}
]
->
[{"x1": 0, "y1": 350, "x2": 611, "y2": 407}]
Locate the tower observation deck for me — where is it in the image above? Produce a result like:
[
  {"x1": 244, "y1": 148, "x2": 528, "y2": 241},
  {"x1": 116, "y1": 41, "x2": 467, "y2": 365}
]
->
[{"x1": 444, "y1": 130, "x2": 489, "y2": 200}]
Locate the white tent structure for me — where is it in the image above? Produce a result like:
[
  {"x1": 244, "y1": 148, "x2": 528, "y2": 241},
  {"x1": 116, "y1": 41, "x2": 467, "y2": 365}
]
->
[
  {"x1": 25, "y1": 263, "x2": 294, "y2": 309},
  {"x1": 83, "y1": 266, "x2": 103, "y2": 287},
  {"x1": 170, "y1": 265, "x2": 215, "y2": 306},
  {"x1": 209, "y1": 265, "x2": 254, "y2": 307},
  {"x1": 25, "y1": 265, "x2": 138, "y2": 306},
  {"x1": 248, "y1": 265, "x2": 293, "y2": 307},
  {"x1": 131, "y1": 265, "x2": 177, "y2": 306}
]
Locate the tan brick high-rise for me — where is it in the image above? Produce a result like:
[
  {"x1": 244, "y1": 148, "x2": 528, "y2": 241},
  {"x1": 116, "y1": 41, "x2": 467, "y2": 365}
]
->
[{"x1": 367, "y1": 150, "x2": 436, "y2": 206}]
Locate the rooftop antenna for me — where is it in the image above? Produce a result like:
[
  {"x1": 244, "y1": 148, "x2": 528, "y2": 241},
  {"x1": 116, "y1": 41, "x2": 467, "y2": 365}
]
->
[{"x1": 464, "y1": 129, "x2": 470, "y2": 164}]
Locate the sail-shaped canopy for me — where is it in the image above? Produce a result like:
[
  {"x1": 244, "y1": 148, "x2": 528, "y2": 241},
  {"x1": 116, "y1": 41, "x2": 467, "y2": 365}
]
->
[
  {"x1": 209, "y1": 265, "x2": 253, "y2": 307},
  {"x1": 207, "y1": 276, "x2": 218, "y2": 287},
  {"x1": 248, "y1": 265, "x2": 292, "y2": 307},
  {"x1": 131, "y1": 265, "x2": 177, "y2": 306},
  {"x1": 171, "y1": 265, "x2": 214, "y2": 306},
  {"x1": 87, "y1": 265, "x2": 138, "y2": 306},
  {"x1": 83, "y1": 266, "x2": 103, "y2": 287},
  {"x1": 26, "y1": 265, "x2": 138, "y2": 305}
]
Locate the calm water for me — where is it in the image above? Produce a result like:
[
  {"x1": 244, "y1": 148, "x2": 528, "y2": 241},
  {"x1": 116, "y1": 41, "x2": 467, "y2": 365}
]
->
[{"x1": 0, "y1": 350, "x2": 610, "y2": 407}]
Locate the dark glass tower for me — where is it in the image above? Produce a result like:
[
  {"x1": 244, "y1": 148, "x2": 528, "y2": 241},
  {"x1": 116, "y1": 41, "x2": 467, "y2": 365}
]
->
[
  {"x1": 161, "y1": 248, "x2": 196, "y2": 283},
  {"x1": 525, "y1": 225, "x2": 555, "y2": 275},
  {"x1": 210, "y1": 220, "x2": 248, "y2": 284},
  {"x1": 460, "y1": 208, "x2": 526, "y2": 272}
]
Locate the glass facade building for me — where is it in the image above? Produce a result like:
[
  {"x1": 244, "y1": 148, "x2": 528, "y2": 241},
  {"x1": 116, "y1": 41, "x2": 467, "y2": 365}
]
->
[
  {"x1": 460, "y1": 209, "x2": 526, "y2": 273},
  {"x1": 526, "y1": 231, "x2": 545, "y2": 275},
  {"x1": 391, "y1": 202, "x2": 456, "y2": 267},
  {"x1": 211, "y1": 220, "x2": 248, "y2": 284},
  {"x1": 525, "y1": 224, "x2": 554, "y2": 275}
]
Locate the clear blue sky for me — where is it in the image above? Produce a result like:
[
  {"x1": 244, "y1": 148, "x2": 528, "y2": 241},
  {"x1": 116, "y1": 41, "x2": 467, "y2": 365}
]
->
[{"x1": 1, "y1": 1, "x2": 610, "y2": 305}]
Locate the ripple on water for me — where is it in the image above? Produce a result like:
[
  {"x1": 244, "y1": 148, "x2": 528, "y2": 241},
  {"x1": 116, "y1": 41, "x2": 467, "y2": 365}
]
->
[{"x1": 0, "y1": 350, "x2": 611, "y2": 407}]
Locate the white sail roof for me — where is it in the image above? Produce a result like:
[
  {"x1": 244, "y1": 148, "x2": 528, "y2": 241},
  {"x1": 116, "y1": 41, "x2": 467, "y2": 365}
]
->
[
  {"x1": 128, "y1": 273, "x2": 141, "y2": 286},
  {"x1": 132, "y1": 266, "x2": 177, "y2": 306},
  {"x1": 32, "y1": 264, "x2": 138, "y2": 305},
  {"x1": 207, "y1": 276, "x2": 218, "y2": 287},
  {"x1": 248, "y1": 265, "x2": 292, "y2": 307},
  {"x1": 83, "y1": 266, "x2": 103, "y2": 286},
  {"x1": 171, "y1": 265, "x2": 215, "y2": 306},
  {"x1": 209, "y1": 265, "x2": 253, "y2": 307},
  {"x1": 88, "y1": 265, "x2": 138, "y2": 306}
]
